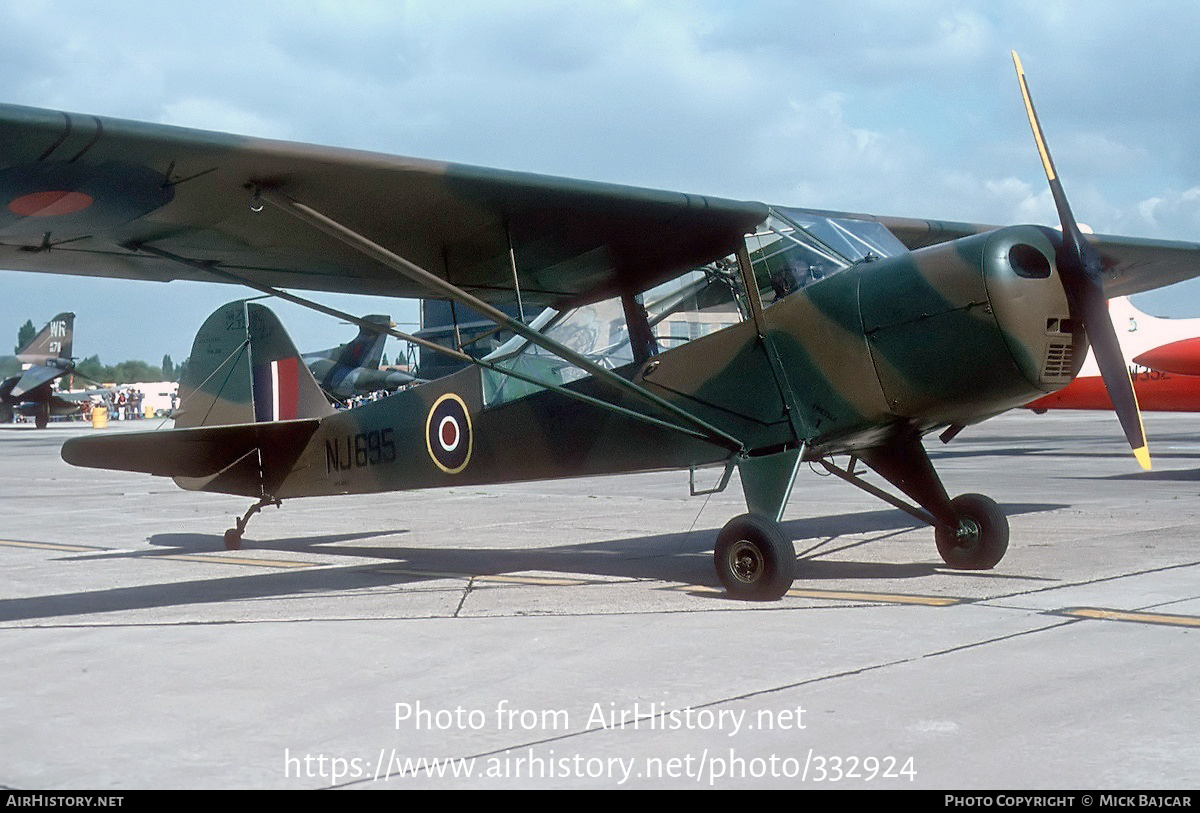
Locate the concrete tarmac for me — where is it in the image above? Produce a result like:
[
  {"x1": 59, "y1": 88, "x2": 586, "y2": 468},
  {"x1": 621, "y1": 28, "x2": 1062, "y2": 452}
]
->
[{"x1": 1, "y1": 410, "x2": 1197, "y2": 789}]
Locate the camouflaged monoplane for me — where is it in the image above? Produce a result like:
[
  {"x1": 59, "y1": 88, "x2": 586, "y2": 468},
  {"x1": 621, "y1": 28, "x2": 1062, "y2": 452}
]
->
[{"x1": 4, "y1": 56, "x2": 1200, "y2": 598}]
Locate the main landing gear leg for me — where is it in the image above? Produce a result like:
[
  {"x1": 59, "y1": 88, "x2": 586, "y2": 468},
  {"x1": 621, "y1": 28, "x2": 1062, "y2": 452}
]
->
[
  {"x1": 831, "y1": 434, "x2": 1009, "y2": 570},
  {"x1": 224, "y1": 495, "x2": 282, "y2": 550}
]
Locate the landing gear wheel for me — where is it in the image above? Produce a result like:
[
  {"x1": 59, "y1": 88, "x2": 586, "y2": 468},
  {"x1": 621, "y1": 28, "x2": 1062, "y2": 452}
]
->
[
  {"x1": 34, "y1": 403, "x2": 49, "y2": 429},
  {"x1": 221, "y1": 496, "x2": 280, "y2": 551},
  {"x1": 714, "y1": 513, "x2": 795, "y2": 601},
  {"x1": 935, "y1": 493, "x2": 1008, "y2": 570}
]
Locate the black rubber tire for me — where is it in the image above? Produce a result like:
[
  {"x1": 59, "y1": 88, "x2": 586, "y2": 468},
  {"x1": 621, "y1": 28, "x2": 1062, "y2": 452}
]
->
[
  {"x1": 34, "y1": 403, "x2": 49, "y2": 429},
  {"x1": 223, "y1": 529, "x2": 242, "y2": 551},
  {"x1": 714, "y1": 513, "x2": 795, "y2": 600},
  {"x1": 935, "y1": 493, "x2": 1009, "y2": 569}
]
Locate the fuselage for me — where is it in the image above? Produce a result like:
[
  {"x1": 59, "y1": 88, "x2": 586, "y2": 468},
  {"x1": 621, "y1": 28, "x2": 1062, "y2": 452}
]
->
[{"x1": 257, "y1": 224, "x2": 1084, "y2": 500}]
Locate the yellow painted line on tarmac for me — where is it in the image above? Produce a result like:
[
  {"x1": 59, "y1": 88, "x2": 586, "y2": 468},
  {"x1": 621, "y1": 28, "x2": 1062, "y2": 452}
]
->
[
  {"x1": 376, "y1": 567, "x2": 588, "y2": 587},
  {"x1": 785, "y1": 588, "x2": 962, "y2": 606},
  {"x1": 1060, "y1": 607, "x2": 1200, "y2": 628},
  {"x1": 0, "y1": 540, "x2": 106, "y2": 552},
  {"x1": 672, "y1": 585, "x2": 963, "y2": 605},
  {"x1": 475, "y1": 573, "x2": 589, "y2": 586},
  {"x1": 155, "y1": 554, "x2": 316, "y2": 569}
]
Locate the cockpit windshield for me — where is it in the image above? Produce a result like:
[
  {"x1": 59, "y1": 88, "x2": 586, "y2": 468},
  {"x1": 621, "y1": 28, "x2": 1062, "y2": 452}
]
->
[{"x1": 746, "y1": 207, "x2": 908, "y2": 300}]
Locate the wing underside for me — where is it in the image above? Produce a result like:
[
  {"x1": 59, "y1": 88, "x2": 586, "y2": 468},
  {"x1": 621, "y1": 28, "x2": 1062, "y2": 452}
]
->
[{"x1": 0, "y1": 104, "x2": 768, "y2": 307}]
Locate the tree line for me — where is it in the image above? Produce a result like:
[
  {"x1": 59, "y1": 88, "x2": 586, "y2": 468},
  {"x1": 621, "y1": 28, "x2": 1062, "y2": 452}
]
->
[
  {"x1": 7, "y1": 318, "x2": 185, "y2": 385},
  {"x1": 73, "y1": 354, "x2": 186, "y2": 385}
]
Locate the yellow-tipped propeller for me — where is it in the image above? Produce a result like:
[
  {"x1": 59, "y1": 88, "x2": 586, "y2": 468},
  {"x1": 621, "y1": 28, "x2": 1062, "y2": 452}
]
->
[{"x1": 1013, "y1": 52, "x2": 1150, "y2": 470}]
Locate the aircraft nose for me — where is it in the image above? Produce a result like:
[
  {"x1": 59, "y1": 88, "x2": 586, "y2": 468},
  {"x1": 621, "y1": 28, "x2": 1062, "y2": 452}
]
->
[{"x1": 982, "y1": 225, "x2": 1083, "y2": 390}]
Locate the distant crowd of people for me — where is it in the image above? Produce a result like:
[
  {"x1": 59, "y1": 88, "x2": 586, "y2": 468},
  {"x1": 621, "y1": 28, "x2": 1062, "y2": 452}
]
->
[
  {"x1": 338, "y1": 389, "x2": 397, "y2": 410},
  {"x1": 81, "y1": 388, "x2": 156, "y2": 421}
]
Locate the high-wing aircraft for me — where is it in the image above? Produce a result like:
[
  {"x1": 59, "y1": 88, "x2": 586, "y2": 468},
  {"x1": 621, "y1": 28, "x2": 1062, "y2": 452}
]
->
[
  {"x1": 0, "y1": 311, "x2": 79, "y2": 427},
  {"x1": 301, "y1": 314, "x2": 420, "y2": 399},
  {"x1": 3, "y1": 55, "x2": 1200, "y2": 599},
  {"x1": 1028, "y1": 297, "x2": 1200, "y2": 412}
]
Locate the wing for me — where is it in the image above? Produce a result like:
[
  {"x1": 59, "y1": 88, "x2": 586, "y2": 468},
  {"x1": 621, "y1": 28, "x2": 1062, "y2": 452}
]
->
[
  {"x1": 816, "y1": 209, "x2": 1200, "y2": 298},
  {"x1": 0, "y1": 104, "x2": 767, "y2": 308}
]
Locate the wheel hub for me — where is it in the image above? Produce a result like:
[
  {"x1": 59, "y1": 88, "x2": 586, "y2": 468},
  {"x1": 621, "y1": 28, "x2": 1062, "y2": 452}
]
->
[
  {"x1": 728, "y1": 540, "x2": 763, "y2": 583},
  {"x1": 954, "y1": 517, "x2": 981, "y2": 546}
]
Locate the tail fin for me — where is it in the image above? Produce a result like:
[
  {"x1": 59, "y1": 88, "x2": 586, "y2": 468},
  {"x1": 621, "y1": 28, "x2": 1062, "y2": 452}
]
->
[
  {"x1": 333, "y1": 314, "x2": 391, "y2": 369},
  {"x1": 16, "y1": 312, "x2": 73, "y2": 364},
  {"x1": 176, "y1": 301, "x2": 334, "y2": 429}
]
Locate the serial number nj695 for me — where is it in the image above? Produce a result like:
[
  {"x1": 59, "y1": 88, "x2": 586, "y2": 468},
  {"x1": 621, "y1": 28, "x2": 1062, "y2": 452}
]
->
[{"x1": 326, "y1": 428, "x2": 396, "y2": 473}]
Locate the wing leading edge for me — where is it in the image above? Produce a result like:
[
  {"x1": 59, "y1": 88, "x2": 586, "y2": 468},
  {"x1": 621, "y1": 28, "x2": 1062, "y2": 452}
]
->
[{"x1": 0, "y1": 103, "x2": 767, "y2": 308}]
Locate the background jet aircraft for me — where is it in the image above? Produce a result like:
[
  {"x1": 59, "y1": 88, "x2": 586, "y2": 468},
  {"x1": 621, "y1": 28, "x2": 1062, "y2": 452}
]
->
[
  {"x1": 1028, "y1": 297, "x2": 1200, "y2": 412},
  {"x1": 301, "y1": 314, "x2": 420, "y2": 400},
  {"x1": 0, "y1": 312, "x2": 78, "y2": 427}
]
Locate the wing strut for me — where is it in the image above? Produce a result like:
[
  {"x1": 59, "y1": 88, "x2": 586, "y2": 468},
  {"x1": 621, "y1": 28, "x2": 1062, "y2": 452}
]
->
[
  {"x1": 254, "y1": 187, "x2": 746, "y2": 453},
  {"x1": 127, "y1": 242, "x2": 743, "y2": 452},
  {"x1": 734, "y1": 237, "x2": 809, "y2": 444}
]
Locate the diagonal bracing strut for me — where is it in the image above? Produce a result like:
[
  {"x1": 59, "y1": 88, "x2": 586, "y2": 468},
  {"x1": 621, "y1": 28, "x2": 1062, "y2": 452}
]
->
[
  {"x1": 254, "y1": 186, "x2": 746, "y2": 453},
  {"x1": 126, "y1": 242, "x2": 743, "y2": 453}
]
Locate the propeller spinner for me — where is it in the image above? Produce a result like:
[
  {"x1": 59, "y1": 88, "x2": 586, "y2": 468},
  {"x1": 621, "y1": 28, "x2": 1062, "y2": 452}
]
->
[{"x1": 1012, "y1": 51, "x2": 1151, "y2": 470}]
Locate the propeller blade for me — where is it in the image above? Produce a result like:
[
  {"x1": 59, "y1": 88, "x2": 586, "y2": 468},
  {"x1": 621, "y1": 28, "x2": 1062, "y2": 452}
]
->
[{"x1": 1012, "y1": 52, "x2": 1150, "y2": 470}]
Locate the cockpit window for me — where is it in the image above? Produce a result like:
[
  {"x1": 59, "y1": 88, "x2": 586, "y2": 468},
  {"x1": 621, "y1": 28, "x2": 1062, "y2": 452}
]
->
[
  {"x1": 479, "y1": 209, "x2": 908, "y2": 408},
  {"x1": 746, "y1": 208, "x2": 907, "y2": 301},
  {"x1": 481, "y1": 268, "x2": 744, "y2": 407}
]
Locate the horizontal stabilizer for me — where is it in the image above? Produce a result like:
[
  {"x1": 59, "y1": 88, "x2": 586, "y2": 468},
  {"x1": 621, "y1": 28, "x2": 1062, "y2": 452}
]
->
[
  {"x1": 11, "y1": 364, "x2": 65, "y2": 397},
  {"x1": 61, "y1": 420, "x2": 321, "y2": 492}
]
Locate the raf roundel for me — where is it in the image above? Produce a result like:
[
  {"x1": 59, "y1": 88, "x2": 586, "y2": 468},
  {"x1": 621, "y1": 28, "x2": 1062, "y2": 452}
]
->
[{"x1": 425, "y1": 393, "x2": 473, "y2": 474}]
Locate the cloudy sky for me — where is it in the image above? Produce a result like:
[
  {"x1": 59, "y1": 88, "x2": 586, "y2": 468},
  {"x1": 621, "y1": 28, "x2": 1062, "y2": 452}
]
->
[{"x1": 3, "y1": 0, "x2": 1200, "y2": 363}]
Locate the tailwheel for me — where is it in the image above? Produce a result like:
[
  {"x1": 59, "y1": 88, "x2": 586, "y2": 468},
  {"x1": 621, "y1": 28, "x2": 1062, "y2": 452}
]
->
[
  {"x1": 714, "y1": 513, "x2": 795, "y2": 601},
  {"x1": 935, "y1": 493, "x2": 1009, "y2": 570},
  {"x1": 223, "y1": 495, "x2": 281, "y2": 551}
]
